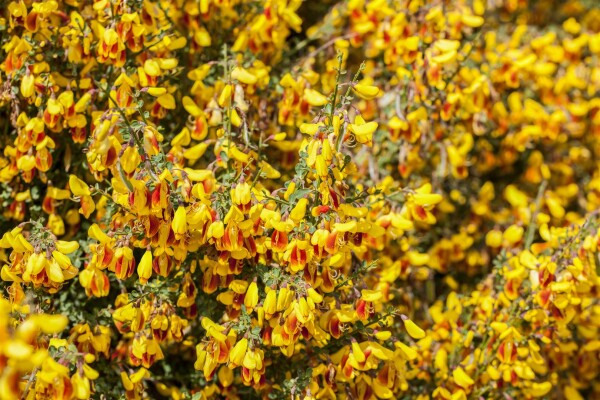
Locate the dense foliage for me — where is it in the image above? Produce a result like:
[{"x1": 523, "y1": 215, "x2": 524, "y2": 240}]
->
[{"x1": 1, "y1": 0, "x2": 600, "y2": 399}]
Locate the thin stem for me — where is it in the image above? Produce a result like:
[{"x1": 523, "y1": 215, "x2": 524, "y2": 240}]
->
[
  {"x1": 524, "y1": 180, "x2": 548, "y2": 248},
  {"x1": 328, "y1": 53, "x2": 344, "y2": 128},
  {"x1": 103, "y1": 86, "x2": 160, "y2": 180},
  {"x1": 21, "y1": 368, "x2": 39, "y2": 400}
]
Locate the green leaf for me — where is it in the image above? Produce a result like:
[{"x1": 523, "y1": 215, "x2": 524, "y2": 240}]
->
[{"x1": 288, "y1": 188, "x2": 311, "y2": 204}]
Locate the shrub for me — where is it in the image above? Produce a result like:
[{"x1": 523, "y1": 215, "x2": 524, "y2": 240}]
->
[{"x1": 1, "y1": 0, "x2": 599, "y2": 399}]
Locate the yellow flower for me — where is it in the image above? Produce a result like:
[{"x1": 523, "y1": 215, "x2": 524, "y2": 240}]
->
[
  {"x1": 172, "y1": 206, "x2": 188, "y2": 238},
  {"x1": 352, "y1": 83, "x2": 380, "y2": 100},
  {"x1": 303, "y1": 89, "x2": 328, "y2": 107},
  {"x1": 349, "y1": 116, "x2": 378, "y2": 147},
  {"x1": 229, "y1": 337, "x2": 248, "y2": 368},
  {"x1": 453, "y1": 367, "x2": 475, "y2": 388},
  {"x1": 402, "y1": 316, "x2": 426, "y2": 339},
  {"x1": 137, "y1": 250, "x2": 153, "y2": 285}
]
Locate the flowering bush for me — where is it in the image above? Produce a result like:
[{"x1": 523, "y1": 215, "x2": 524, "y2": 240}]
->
[{"x1": 1, "y1": 0, "x2": 600, "y2": 399}]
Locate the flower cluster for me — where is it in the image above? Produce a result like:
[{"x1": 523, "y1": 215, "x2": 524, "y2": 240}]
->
[
  {"x1": 1, "y1": 0, "x2": 599, "y2": 399},
  {"x1": 0, "y1": 290, "x2": 106, "y2": 400}
]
